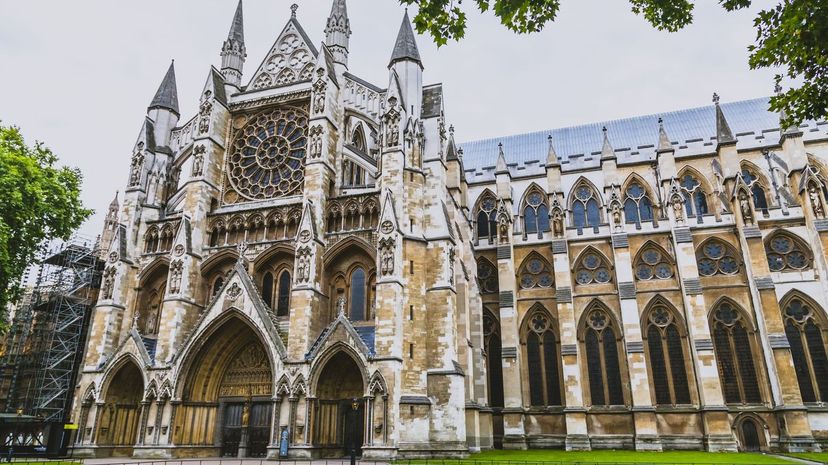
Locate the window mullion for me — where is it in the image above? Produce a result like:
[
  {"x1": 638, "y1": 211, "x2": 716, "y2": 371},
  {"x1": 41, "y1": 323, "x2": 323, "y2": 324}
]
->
[
  {"x1": 801, "y1": 327, "x2": 821, "y2": 403},
  {"x1": 660, "y1": 327, "x2": 676, "y2": 405},
  {"x1": 728, "y1": 328, "x2": 747, "y2": 404}
]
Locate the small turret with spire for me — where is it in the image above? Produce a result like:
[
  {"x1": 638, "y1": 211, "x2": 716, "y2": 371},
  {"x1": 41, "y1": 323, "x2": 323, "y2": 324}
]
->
[
  {"x1": 98, "y1": 191, "x2": 119, "y2": 259},
  {"x1": 221, "y1": 0, "x2": 246, "y2": 87},
  {"x1": 325, "y1": 0, "x2": 351, "y2": 72},
  {"x1": 388, "y1": 10, "x2": 423, "y2": 120},
  {"x1": 147, "y1": 61, "x2": 180, "y2": 148}
]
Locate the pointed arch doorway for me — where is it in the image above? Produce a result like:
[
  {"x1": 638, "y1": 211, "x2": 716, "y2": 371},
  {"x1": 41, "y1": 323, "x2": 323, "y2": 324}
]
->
[{"x1": 314, "y1": 351, "x2": 365, "y2": 457}]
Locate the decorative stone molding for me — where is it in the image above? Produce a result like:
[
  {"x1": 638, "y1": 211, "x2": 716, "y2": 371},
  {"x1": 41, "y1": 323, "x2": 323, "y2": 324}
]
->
[
  {"x1": 742, "y1": 225, "x2": 762, "y2": 239},
  {"x1": 754, "y1": 276, "x2": 775, "y2": 290},
  {"x1": 618, "y1": 282, "x2": 636, "y2": 299},
  {"x1": 626, "y1": 341, "x2": 644, "y2": 354},
  {"x1": 496, "y1": 245, "x2": 511, "y2": 260},
  {"x1": 683, "y1": 278, "x2": 702, "y2": 295},
  {"x1": 561, "y1": 344, "x2": 577, "y2": 356},
  {"x1": 612, "y1": 233, "x2": 629, "y2": 249},
  {"x1": 768, "y1": 333, "x2": 791, "y2": 349},
  {"x1": 694, "y1": 338, "x2": 714, "y2": 351},
  {"x1": 501, "y1": 347, "x2": 518, "y2": 359},
  {"x1": 556, "y1": 286, "x2": 572, "y2": 303},
  {"x1": 674, "y1": 227, "x2": 693, "y2": 243},
  {"x1": 551, "y1": 240, "x2": 567, "y2": 254},
  {"x1": 498, "y1": 291, "x2": 514, "y2": 308}
]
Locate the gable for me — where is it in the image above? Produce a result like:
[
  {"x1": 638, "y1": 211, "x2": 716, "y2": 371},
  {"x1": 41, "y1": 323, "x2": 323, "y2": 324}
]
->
[{"x1": 247, "y1": 18, "x2": 319, "y2": 91}]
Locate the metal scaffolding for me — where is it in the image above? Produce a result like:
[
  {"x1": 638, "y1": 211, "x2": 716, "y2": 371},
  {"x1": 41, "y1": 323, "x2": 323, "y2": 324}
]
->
[{"x1": 0, "y1": 235, "x2": 101, "y2": 425}]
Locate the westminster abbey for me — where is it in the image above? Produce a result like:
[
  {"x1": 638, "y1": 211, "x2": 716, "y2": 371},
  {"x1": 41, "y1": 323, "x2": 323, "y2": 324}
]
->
[{"x1": 73, "y1": 0, "x2": 828, "y2": 459}]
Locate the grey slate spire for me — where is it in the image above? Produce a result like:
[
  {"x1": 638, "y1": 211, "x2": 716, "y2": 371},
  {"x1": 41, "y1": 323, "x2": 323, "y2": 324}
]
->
[
  {"x1": 600, "y1": 126, "x2": 616, "y2": 160},
  {"x1": 325, "y1": 0, "x2": 351, "y2": 68},
  {"x1": 221, "y1": 0, "x2": 247, "y2": 86},
  {"x1": 546, "y1": 135, "x2": 560, "y2": 166},
  {"x1": 713, "y1": 93, "x2": 736, "y2": 145},
  {"x1": 389, "y1": 10, "x2": 422, "y2": 68},
  {"x1": 149, "y1": 61, "x2": 179, "y2": 115}
]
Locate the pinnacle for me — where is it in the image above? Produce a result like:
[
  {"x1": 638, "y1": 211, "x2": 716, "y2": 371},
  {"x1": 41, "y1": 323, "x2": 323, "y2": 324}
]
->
[
  {"x1": 389, "y1": 9, "x2": 421, "y2": 67},
  {"x1": 228, "y1": 0, "x2": 244, "y2": 44},
  {"x1": 148, "y1": 61, "x2": 179, "y2": 115}
]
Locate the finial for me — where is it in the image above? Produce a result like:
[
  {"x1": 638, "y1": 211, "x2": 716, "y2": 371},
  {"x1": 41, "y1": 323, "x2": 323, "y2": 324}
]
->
[
  {"x1": 236, "y1": 241, "x2": 248, "y2": 263},
  {"x1": 449, "y1": 124, "x2": 455, "y2": 135},
  {"x1": 658, "y1": 117, "x2": 663, "y2": 126},
  {"x1": 291, "y1": 4, "x2": 298, "y2": 18},
  {"x1": 602, "y1": 126, "x2": 608, "y2": 134},
  {"x1": 712, "y1": 92, "x2": 720, "y2": 105}
]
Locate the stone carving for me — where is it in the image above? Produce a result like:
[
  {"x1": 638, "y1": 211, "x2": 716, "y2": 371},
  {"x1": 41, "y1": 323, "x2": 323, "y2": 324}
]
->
[
  {"x1": 448, "y1": 247, "x2": 456, "y2": 285},
  {"x1": 129, "y1": 142, "x2": 145, "y2": 187},
  {"x1": 672, "y1": 194, "x2": 684, "y2": 224},
  {"x1": 498, "y1": 214, "x2": 510, "y2": 244},
  {"x1": 169, "y1": 260, "x2": 183, "y2": 294},
  {"x1": 611, "y1": 203, "x2": 622, "y2": 232},
  {"x1": 108, "y1": 251, "x2": 119, "y2": 264},
  {"x1": 379, "y1": 237, "x2": 395, "y2": 276},
  {"x1": 226, "y1": 282, "x2": 242, "y2": 300},
  {"x1": 296, "y1": 246, "x2": 312, "y2": 283},
  {"x1": 383, "y1": 97, "x2": 401, "y2": 148},
  {"x1": 191, "y1": 145, "x2": 205, "y2": 177},
  {"x1": 197, "y1": 92, "x2": 213, "y2": 135},
  {"x1": 309, "y1": 125, "x2": 323, "y2": 160},
  {"x1": 145, "y1": 310, "x2": 158, "y2": 335},
  {"x1": 739, "y1": 190, "x2": 753, "y2": 224},
  {"x1": 809, "y1": 183, "x2": 825, "y2": 218},
  {"x1": 173, "y1": 244, "x2": 185, "y2": 257},
  {"x1": 102, "y1": 266, "x2": 116, "y2": 300},
  {"x1": 337, "y1": 296, "x2": 346, "y2": 316},
  {"x1": 313, "y1": 69, "x2": 327, "y2": 114}
]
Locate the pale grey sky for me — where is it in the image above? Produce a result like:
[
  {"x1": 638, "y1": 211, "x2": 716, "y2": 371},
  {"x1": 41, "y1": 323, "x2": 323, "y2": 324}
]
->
[{"x1": 0, "y1": 0, "x2": 776, "y2": 237}]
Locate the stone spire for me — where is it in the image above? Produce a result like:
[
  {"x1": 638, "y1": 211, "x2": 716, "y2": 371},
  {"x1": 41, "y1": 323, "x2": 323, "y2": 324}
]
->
[
  {"x1": 325, "y1": 0, "x2": 351, "y2": 69},
  {"x1": 546, "y1": 135, "x2": 559, "y2": 166},
  {"x1": 98, "y1": 191, "x2": 120, "y2": 259},
  {"x1": 495, "y1": 142, "x2": 508, "y2": 174},
  {"x1": 600, "y1": 126, "x2": 615, "y2": 160},
  {"x1": 148, "y1": 61, "x2": 179, "y2": 115},
  {"x1": 657, "y1": 117, "x2": 673, "y2": 153},
  {"x1": 713, "y1": 92, "x2": 736, "y2": 146},
  {"x1": 221, "y1": 0, "x2": 247, "y2": 87},
  {"x1": 107, "y1": 191, "x2": 120, "y2": 219},
  {"x1": 389, "y1": 10, "x2": 422, "y2": 68}
]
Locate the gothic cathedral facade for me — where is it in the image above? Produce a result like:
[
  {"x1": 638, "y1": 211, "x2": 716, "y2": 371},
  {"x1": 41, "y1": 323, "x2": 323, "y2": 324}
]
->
[{"x1": 74, "y1": 0, "x2": 828, "y2": 459}]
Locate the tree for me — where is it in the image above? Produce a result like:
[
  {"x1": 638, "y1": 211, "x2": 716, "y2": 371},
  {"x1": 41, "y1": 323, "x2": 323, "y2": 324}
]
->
[
  {"x1": 400, "y1": 0, "x2": 828, "y2": 128},
  {"x1": 0, "y1": 124, "x2": 92, "y2": 331}
]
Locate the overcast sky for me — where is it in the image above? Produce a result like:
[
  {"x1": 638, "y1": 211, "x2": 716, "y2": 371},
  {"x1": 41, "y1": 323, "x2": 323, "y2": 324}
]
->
[{"x1": 1, "y1": 0, "x2": 777, "y2": 238}]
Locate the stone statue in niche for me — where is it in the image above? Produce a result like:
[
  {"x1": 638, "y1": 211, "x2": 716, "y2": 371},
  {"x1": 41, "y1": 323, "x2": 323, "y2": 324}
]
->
[
  {"x1": 191, "y1": 145, "x2": 205, "y2": 177},
  {"x1": 296, "y1": 248, "x2": 311, "y2": 283},
  {"x1": 312, "y1": 70, "x2": 327, "y2": 114},
  {"x1": 809, "y1": 184, "x2": 825, "y2": 218},
  {"x1": 739, "y1": 191, "x2": 753, "y2": 224},
  {"x1": 552, "y1": 210, "x2": 564, "y2": 238},
  {"x1": 145, "y1": 309, "x2": 158, "y2": 335},
  {"x1": 129, "y1": 144, "x2": 144, "y2": 187},
  {"x1": 309, "y1": 126, "x2": 323, "y2": 159},
  {"x1": 102, "y1": 267, "x2": 116, "y2": 300},
  {"x1": 672, "y1": 195, "x2": 684, "y2": 225},
  {"x1": 169, "y1": 260, "x2": 183, "y2": 294},
  {"x1": 448, "y1": 247, "x2": 456, "y2": 285},
  {"x1": 611, "y1": 203, "x2": 622, "y2": 232},
  {"x1": 498, "y1": 215, "x2": 510, "y2": 244},
  {"x1": 197, "y1": 94, "x2": 213, "y2": 135},
  {"x1": 337, "y1": 296, "x2": 346, "y2": 316},
  {"x1": 379, "y1": 237, "x2": 395, "y2": 276}
]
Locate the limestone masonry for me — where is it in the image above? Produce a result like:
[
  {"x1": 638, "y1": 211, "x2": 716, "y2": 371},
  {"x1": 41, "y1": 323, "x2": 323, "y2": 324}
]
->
[{"x1": 74, "y1": 0, "x2": 828, "y2": 459}]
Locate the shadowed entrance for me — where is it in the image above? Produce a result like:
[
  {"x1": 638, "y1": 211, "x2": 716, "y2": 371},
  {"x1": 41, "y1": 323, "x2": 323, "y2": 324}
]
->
[
  {"x1": 314, "y1": 351, "x2": 365, "y2": 457},
  {"x1": 176, "y1": 316, "x2": 273, "y2": 458},
  {"x1": 97, "y1": 360, "x2": 144, "y2": 456}
]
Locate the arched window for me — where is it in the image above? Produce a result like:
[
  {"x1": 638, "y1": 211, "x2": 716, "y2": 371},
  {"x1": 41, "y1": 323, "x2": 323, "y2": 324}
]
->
[
  {"x1": 574, "y1": 249, "x2": 613, "y2": 285},
  {"x1": 634, "y1": 244, "x2": 674, "y2": 281},
  {"x1": 624, "y1": 181, "x2": 654, "y2": 227},
  {"x1": 644, "y1": 303, "x2": 691, "y2": 405},
  {"x1": 765, "y1": 232, "x2": 812, "y2": 272},
  {"x1": 352, "y1": 125, "x2": 366, "y2": 152},
  {"x1": 477, "y1": 258, "x2": 499, "y2": 294},
  {"x1": 696, "y1": 239, "x2": 740, "y2": 277},
  {"x1": 276, "y1": 271, "x2": 291, "y2": 317},
  {"x1": 475, "y1": 194, "x2": 498, "y2": 242},
  {"x1": 518, "y1": 254, "x2": 554, "y2": 290},
  {"x1": 741, "y1": 168, "x2": 769, "y2": 212},
  {"x1": 522, "y1": 188, "x2": 550, "y2": 237},
  {"x1": 262, "y1": 272, "x2": 274, "y2": 308},
  {"x1": 342, "y1": 160, "x2": 366, "y2": 188},
  {"x1": 483, "y1": 311, "x2": 504, "y2": 408},
  {"x1": 782, "y1": 296, "x2": 828, "y2": 403},
  {"x1": 679, "y1": 173, "x2": 708, "y2": 218},
  {"x1": 583, "y1": 307, "x2": 624, "y2": 406},
  {"x1": 571, "y1": 182, "x2": 601, "y2": 233},
  {"x1": 711, "y1": 301, "x2": 762, "y2": 404},
  {"x1": 524, "y1": 308, "x2": 562, "y2": 406},
  {"x1": 349, "y1": 267, "x2": 367, "y2": 321}
]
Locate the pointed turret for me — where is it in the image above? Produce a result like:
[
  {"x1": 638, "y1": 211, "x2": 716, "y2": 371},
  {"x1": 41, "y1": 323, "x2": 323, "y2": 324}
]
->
[
  {"x1": 657, "y1": 118, "x2": 673, "y2": 153},
  {"x1": 325, "y1": 0, "x2": 351, "y2": 71},
  {"x1": 713, "y1": 93, "x2": 736, "y2": 146},
  {"x1": 221, "y1": 0, "x2": 246, "y2": 87},
  {"x1": 149, "y1": 61, "x2": 179, "y2": 115},
  {"x1": 495, "y1": 142, "x2": 509, "y2": 175},
  {"x1": 147, "y1": 62, "x2": 180, "y2": 149},
  {"x1": 600, "y1": 126, "x2": 615, "y2": 160},
  {"x1": 389, "y1": 10, "x2": 422, "y2": 68},
  {"x1": 98, "y1": 191, "x2": 120, "y2": 259},
  {"x1": 388, "y1": 10, "x2": 423, "y2": 119}
]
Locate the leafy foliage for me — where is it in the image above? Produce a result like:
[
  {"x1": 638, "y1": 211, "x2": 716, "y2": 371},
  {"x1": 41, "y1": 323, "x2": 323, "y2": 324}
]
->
[
  {"x1": 0, "y1": 124, "x2": 92, "y2": 330},
  {"x1": 399, "y1": 0, "x2": 828, "y2": 128}
]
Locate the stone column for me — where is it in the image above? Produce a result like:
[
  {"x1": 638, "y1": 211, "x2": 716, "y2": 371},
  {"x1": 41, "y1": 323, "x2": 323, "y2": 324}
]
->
[
  {"x1": 552, "y1": 238, "x2": 590, "y2": 450},
  {"x1": 610, "y1": 232, "x2": 661, "y2": 450},
  {"x1": 137, "y1": 401, "x2": 150, "y2": 446},
  {"x1": 670, "y1": 226, "x2": 737, "y2": 451}
]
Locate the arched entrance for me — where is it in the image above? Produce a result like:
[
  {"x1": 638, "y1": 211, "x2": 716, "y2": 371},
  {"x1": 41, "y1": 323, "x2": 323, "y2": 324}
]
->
[
  {"x1": 176, "y1": 316, "x2": 274, "y2": 458},
  {"x1": 314, "y1": 351, "x2": 365, "y2": 457},
  {"x1": 98, "y1": 359, "x2": 144, "y2": 455},
  {"x1": 739, "y1": 418, "x2": 763, "y2": 452}
]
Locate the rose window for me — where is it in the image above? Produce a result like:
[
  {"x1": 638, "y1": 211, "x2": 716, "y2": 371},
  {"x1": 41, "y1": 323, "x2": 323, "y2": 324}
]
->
[
  {"x1": 227, "y1": 107, "x2": 309, "y2": 200},
  {"x1": 575, "y1": 252, "x2": 612, "y2": 285},
  {"x1": 634, "y1": 246, "x2": 674, "y2": 281},
  {"x1": 696, "y1": 239, "x2": 740, "y2": 277},
  {"x1": 765, "y1": 232, "x2": 811, "y2": 272}
]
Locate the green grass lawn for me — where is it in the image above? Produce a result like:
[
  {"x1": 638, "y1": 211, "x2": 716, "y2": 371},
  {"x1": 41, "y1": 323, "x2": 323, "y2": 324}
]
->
[
  {"x1": 395, "y1": 449, "x2": 796, "y2": 464},
  {"x1": 785, "y1": 452, "x2": 828, "y2": 464}
]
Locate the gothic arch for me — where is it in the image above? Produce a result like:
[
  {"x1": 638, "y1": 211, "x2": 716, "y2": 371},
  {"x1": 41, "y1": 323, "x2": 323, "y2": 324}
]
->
[
  {"x1": 473, "y1": 188, "x2": 499, "y2": 241},
  {"x1": 174, "y1": 309, "x2": 277, "y2": 401},
  {"x1": 476, "y1": 256, "x2": 499, "y2": 294},
  {"x1": 577, "y1": 299, "x2": 627, "y2": 406},
  {"x1": 733, "y1": 412, "x2": 769, "y2": 452},
  {"x1": 519, "y1": 183, "x2": 551, "y2": 237},
  {"x1": 82, "y1": 382, "x2": 98, "y2": 404},
  {"x1": 763, "y1": 229, "x2": 814, "y2": 272},
  {"x1": 778, "y1": 290, "x2": 828, "y2": 403},
  {"x1": 137, "y1": 256, "x2": 170, "y2": 283},
  {"x1": 621, "y1": 173, "x2": 658, "y2": 227},
  {"x1": 309, "y1": 343, "x2": 369, "y2": 398},
  {"x1": 200, "y1": 249, "x2": 240, "y2": 275},
  {"x1": 367, "y1": 371, "x2": 388, "y2": 397},
  {"x1": 640, "y1": 295, "x2": 695, "y2": 405},
  {"x1": 252, "y1": 244, "x2": 295, "y2": 272},
  {"x1": 516, "y1": 252, "x2": 554, "y2": 290},
  {"x1": 633, "y1": 240, "x2": 676, "y2": 266},
  {"x1": 740, "y1": 160, "x2": 772, "y2": 188},
  {"x1": 695, "y1": 237, "x2": 743, "y2": 277},
  {"x1": 708, "y1": 297, "x2": 764, "y2": 404},
  {"x1": 519, "y1": 302, "x2": 559, "y2": 341},
  {"x1": 97, "y1": 356, "x2": 145, "y2": 449},
  {"x1": 276, "y1": 375, "x2": 291, "y2": 397},
  {"x1": 676, "y1": 165, "x2": 715, "y2": 194},
  {"x1": 707, "y1": 296, "x2": 756, "y2": 330},
  {"x1": 571, "y1": 246, "x2": 614, "y2": 285},
  {"x1": 568, "y1": 177, "x2": 603, "y2": 230},
  {"x1": 632, "y1": 241, "x2": 676, "y2": 281},
  {"x1": 576, "y1": 299, "x2": 621, "y2": 339},
  {"x1": 323, "y1": 236, "x2": 376, "y2": 266},
  {"x1": 780, "y1": 290, "x2": 828, "y2": 322}
]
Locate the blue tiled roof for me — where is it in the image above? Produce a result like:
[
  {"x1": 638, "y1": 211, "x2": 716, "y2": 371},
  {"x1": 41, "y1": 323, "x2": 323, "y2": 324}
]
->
[{"x1": 459, "y1": 97, "x2": 826, "y2": 182}]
